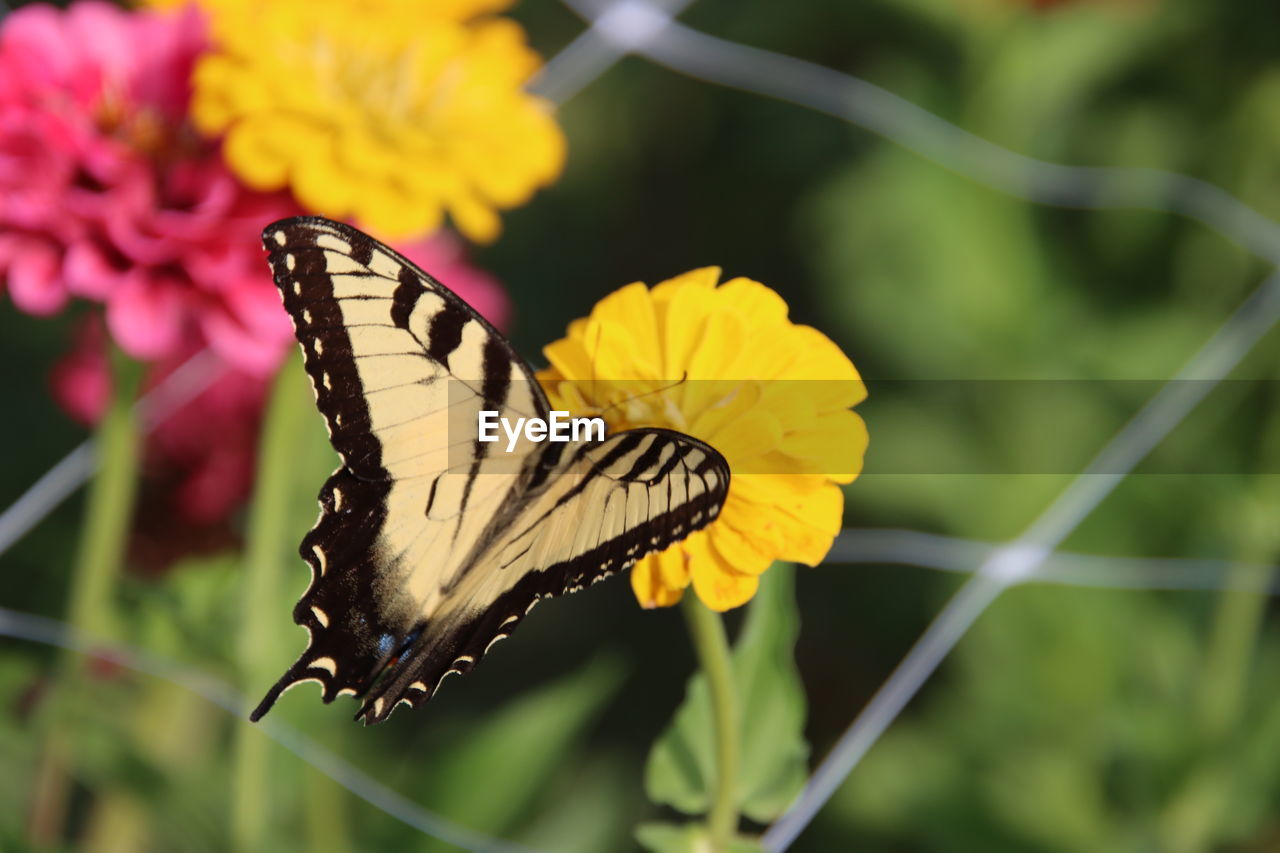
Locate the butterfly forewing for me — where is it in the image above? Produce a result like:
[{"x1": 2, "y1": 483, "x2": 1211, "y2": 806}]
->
[{"x1": 252, "y1": 217, "x2": 730, "y2": 725}]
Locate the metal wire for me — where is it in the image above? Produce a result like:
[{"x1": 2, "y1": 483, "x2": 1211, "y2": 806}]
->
[
  {"x1": 0, "y1": 350, "x2": 224, "y2": 559},
  {"x1": 828, "y1": 529, "x2": 1280, "y2": 592}
]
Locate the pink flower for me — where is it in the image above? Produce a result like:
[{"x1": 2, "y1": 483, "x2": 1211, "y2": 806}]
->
[
  {"x1": 0, "y1": 1, "x2": 298, "y2": 375},
  {"x1": 12, "y1": 1, "x2": 513, "y2": 540},
  {"x1": 0, "y1": 2, "x2": 510, "y2": 373}
]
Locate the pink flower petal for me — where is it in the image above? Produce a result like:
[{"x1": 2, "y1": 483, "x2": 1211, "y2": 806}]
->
[
  {"x1": 0, "y1": 5, "x2": 78, "y2": 97},
  {"x1": 50, "y1": 318, "x2": 112, "y2": 426},
  {"x1": 174, "y1": 446, "x2": 253, "y2": 524},
  {"x1": 131, "y1": 5, "x2": 207, "y2": 122},
  {"x1": 106, "y1": 272, "x2": 185, "y2": 360},
  {"x1": 7, "y1": 240, "x2": 68, "y2": 315},
  {"x1": 198, "y1": 300, "x2": 291, "y2": 376},
  {"x1": 65, "y1": 3, "x2": 135, "y2": 92},
  {"x1": 64, "y1": 239, "x2": 126, "y2": 299}
]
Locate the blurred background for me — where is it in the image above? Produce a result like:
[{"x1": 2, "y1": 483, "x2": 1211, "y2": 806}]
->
[{"x1": 4, "y1": 0, "x2": 1280, "y2": 850}]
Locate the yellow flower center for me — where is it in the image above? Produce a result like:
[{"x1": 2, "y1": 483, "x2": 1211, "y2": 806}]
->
[
  {"x1": 189, "y1": 0, "x2": 565, "y2": 240},
  {"x1": 309, "y1": 37, "x2": 429, "y2": 126}
]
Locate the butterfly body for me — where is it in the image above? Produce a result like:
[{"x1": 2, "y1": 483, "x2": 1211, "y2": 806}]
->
[{"x1": 252, "y1": 217, "x2": 730, "y2": 725}]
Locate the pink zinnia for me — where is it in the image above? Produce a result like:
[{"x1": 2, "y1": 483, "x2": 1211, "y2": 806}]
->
[
  {"x1": 8, "y1": 1, "x2": 513, "y2": 533},
  {"x1": 0, "y1": 1, "x2": 298, "y2": 374}
]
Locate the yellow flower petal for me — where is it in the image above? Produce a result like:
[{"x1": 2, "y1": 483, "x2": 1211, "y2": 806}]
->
[
  {"x1": 778, "y1": 409, "x2": 869, "y2": 484},
  {"x1": 719, "y1": 276, "x2": 790, "y2": 327},
  {"x1": 447, "y1": 187, "x2": 503, "y2": 243},
  {"x1": 632, "y1": 554, "x2": 685, "y2": 608},
  {"x1": 687, "y1": 382, "x2": 763, "y2": 441},
  {"x1": 653, "y1": 267, "x2": 721, "y2": 299},
  {"x1": 705, "y1": 408, "x2": 783, "y2": 465},
  {"x1": 654, "y1": 540, "x2": 692, "y2": 590},
  {"x1": 687, "y1": 533, "x2": 759, "y2": 611},
  {"x1": 543, "y1": 338, "x2": 594, "y2": 383},
  {"x1": 589, "y1": 283, "x2": 661, "y2": 376},
  {"x1": 658, "y1": 283, "x2": 717, "y2": 379},
  {"x1": 708, "y1": 523, "x2": 774, "y2": 576}
]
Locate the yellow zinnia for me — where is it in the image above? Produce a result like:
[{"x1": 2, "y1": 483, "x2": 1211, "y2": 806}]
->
[
  {"x1": 186, "y1": 0, "x2": 565, "y2": 242},
  {"x1": 537, "y1": 268, "x2": 868, "y2": 611}
]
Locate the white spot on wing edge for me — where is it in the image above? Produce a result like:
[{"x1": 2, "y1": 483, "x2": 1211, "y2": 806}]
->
[
  {"x1": 310, "y1": 657, "x2": 338, "y2": 675},
  {"x1": 311, "y1": 544, "x2": 328, "y2": 575},
  {"x1": 310, "y1": 606, "x2": 329, "y2": 628},
  {"x1": 273, "y1": 230, "x2": 286, "y2": 246},
  {"x1": 316, "y1": 233, "x2": 352, "y2": 254},
  {"x1": 277, "y1": 676, "x2": 323, "y2": 700}
]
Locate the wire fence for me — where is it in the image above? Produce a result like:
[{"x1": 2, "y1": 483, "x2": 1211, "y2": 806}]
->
[
  {"x1": 2, "y1": 1, "x2": 1279, "y2": 851},
  {"x1": 830, "y1": 529, "x2": 1280, "y2": 592}
]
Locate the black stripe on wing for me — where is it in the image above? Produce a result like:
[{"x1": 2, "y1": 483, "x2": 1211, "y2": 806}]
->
[
  {"x1": 351, "y1": 429, "x2": 731, "y2": 725},
  {"x1": 261, "y1": 216, "x2": 550, "y2": 480}
]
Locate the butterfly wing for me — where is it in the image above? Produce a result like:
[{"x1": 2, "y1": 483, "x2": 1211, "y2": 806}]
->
[
  {"x1": 352, "y1": 427, "x2": 730, "y2": 725},
  {"x1": 251, "y1": 217, "x2": 731, "y2": 726},
  {"x1": 252, "y1": 217, "x2": 549, "y2": 720}
]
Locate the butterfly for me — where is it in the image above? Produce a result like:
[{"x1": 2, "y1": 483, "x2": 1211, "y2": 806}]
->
[{"x1": 250, "y1": 217, "x2": 731, "y2": 725}]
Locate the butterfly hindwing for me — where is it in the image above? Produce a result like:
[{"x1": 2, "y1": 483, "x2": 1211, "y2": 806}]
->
[
  {"x1": 252, "y1": 217, "x2": 731, "y2": 725},
  {"x1": 352, "y1": 428, "x2": 730, "y2": 725}
]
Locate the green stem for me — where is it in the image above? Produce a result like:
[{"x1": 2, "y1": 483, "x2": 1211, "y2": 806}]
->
[
  {"x1": 1163, "y1": 497, "x2": 1278, "y2": 853},
  {"x1": 1197, "y1": 569, "x2": 1271, "y2": 742},
  {"x1": 66, "y1": 347, "x2": 143, "y2": 642},
  {"x1": 682, "y1": 596, "x2": 739, "y2": 850},
  {"x1": 29, "y1": 348, "x2": 143, "y2": 846},
  {"x1": 232, "y1": 355, "x2": 311, "y2": 853},
  {"x1": 305, "y1": 766, "x2": 353, "y2": 853}
]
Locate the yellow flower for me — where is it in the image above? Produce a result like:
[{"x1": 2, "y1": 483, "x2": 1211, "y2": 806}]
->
[
  {"x1": 186, "y1": 0, "x2": 565, "y2": 242},
  {"x1": 536, "y1": 269, "x2": 868, "y2": 611}
]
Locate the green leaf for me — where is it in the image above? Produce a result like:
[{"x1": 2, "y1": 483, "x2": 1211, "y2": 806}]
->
[
  {"x1": 635, "y1": 822, "x2": 763, "y2": 853},
  {"x1": 517, "y1": 758, "x2": 632, "y2": 853},
  {"x1": 644, "y1": 565, "x2": 808, "y2": 823},
  {"x1": 417, "y1": 654, "x2": 624, "y2": 849}
]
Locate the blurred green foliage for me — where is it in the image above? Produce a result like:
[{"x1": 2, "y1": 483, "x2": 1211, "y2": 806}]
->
[{"x1": 4, "y1": 0, "x2": 1280, "y2": 850}]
